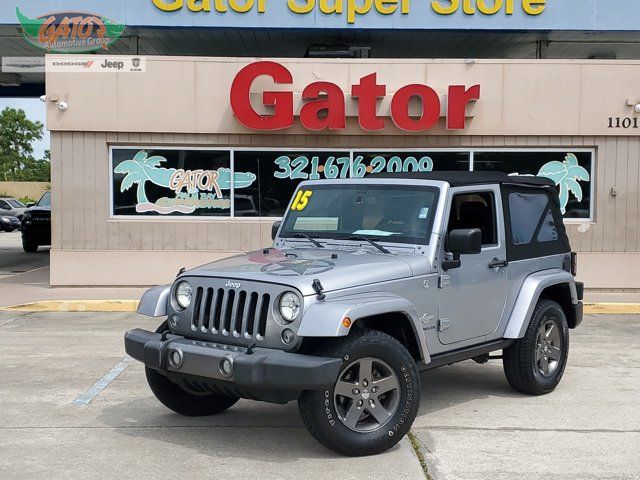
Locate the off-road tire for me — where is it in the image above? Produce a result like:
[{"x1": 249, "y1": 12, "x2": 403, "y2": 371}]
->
[
  {"x1": 298, "y1": 329, "x2": 420, "y2": 456},
  {"x1": 22, "y1": 241, "x2": 38, "y2": 253},
  {"x1": 503, "y1": 299, "x2": 569, "y2": 395},
  {"x1": 145, "y1": 321, "x2": 239, "y2": 416}
]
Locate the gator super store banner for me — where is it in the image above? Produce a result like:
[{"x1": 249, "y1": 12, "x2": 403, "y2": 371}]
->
[{"x1": 4, "y1": 0, "x2": 640, "y2": 31}]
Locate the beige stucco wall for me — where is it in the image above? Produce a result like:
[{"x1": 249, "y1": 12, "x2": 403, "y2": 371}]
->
[
  {"x1": 45, "y1": 57, "x2": 640, "y2": 137},
  {"x1": 44, "y1": 57, "x2": 640, "y2": 287}
]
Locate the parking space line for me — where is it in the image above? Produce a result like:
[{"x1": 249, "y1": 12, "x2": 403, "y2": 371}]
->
[
  {"x1": 0, "y1": 265, "x2": 48, "y2": 277},
  {"x1": 72, "y1": 357, "x2": 133, "y2": 406}
]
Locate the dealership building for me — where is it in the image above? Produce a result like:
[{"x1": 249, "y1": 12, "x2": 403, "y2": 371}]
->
[{"x1": 1, "y1": 1, "x2": 640, "y2": 289}]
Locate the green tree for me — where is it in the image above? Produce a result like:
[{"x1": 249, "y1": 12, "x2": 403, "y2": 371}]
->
[
  {"x1": 18, "y1": 150, "x2": 50, "y2": 182},
  {"x1": 0, "y1": 107, "x2": 44, "y2": 181}
]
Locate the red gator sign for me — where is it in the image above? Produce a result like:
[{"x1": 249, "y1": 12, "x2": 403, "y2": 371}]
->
[{"x1": 230, "y1": 61, "x2": 480, "y2": 132}]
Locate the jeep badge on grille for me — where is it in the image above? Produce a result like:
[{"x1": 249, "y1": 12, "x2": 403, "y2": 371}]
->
[{"x1": 225, "y1": 280, "x2": 241, "y2": 289}]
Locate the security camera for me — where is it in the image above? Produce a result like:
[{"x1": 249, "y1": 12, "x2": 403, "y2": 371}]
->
[
  {"x1": 57, "y1": 101, "x2": 68, "y2": 111},
  {"x1": 39, "y1": 95, "x2": 47, "y2": 103},
  {"x1": 635, "y1": 104, "x2": 640, "y2": 114}
]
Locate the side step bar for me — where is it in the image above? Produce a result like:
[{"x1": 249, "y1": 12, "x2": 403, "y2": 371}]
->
[{"x1": 425, "y1": 339, "x2": 514, "y2": 370}]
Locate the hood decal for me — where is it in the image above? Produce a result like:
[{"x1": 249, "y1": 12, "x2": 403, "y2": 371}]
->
[{"x1": 260, "y1": 259, "x2": 335, "y2": 277}]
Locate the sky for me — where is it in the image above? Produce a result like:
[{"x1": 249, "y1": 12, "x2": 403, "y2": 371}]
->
[{"x1": 0, "y1": 98, "x2": 50, "y2": 160}]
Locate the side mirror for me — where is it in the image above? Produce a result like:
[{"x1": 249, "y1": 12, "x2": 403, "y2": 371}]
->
[
  {"x1": 271, "y1": 220, "x2": 282, "y2": 241},
  {"x1": 27, "y1": 203, "x2": 35, "y2": 208},
  {"x1": 442, "y1": 228, "x2": 482, "y2": 271}
]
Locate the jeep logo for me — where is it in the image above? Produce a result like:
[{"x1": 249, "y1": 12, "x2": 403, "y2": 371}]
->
[
  {"x1": 100, "y1": 59, "x2": 124, "y2": 70},
  {"x1": 225, "y1": 280, "x2": 241, "y2": 289}
]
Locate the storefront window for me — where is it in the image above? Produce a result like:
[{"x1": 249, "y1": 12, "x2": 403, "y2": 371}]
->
[
  {"x1": 233, "y1": 150, "x2": 350, "y2": 217},
  {"x1": 112, "y1": 148, "x2": 233, "y2": 216},
  {"x1": 111, "y1": 147, "x2": 594, "y2": 220},
  {"x1": 352, "y1": 151, "x2": 470, "y2": 177},
  {"x1": 473, "y1": 151, "x2": 593, "y2": 219}
]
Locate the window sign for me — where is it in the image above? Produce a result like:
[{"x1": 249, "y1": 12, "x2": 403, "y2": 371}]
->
[{"x1": 112, "y1": 148, "x2": 251, "y2": 217}]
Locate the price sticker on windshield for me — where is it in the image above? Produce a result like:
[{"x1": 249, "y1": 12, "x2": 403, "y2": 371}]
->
[{"x1": 291, "y1": 190, "x2": 313, "y2": 211}]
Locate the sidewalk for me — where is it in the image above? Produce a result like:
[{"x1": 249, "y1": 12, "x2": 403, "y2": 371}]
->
[{"x1": 0, "y1": 266, "x2": 146, "y2": 309}]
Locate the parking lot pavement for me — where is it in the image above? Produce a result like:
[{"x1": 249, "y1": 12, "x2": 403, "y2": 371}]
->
[
  {"x1": 414, "y1": 314, "x2": 640, "y2": 480},
  {"x1": 0, "y1": 311, "x2": 424, "y2": 480},
  {"x1": 0, "y1": 312, "x2": 637, "y2": 480},
  {"x1": 0, "y1": 231, "x2": 49, "y2": 277}
]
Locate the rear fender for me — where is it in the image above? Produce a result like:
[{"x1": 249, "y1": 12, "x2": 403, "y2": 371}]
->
[
  {"x1": 504, "y1": 270, "x2": 578, "y2": 339},
  {"x1": 298, "y1": 293, "x2": 430, "y2": 362}
]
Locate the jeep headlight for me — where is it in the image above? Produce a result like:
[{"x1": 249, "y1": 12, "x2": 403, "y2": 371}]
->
[
  {"x1": 174, "y1": 281, "x2": 192, "y2": 310},
  {"x1": 279, "y1": 292, "x2": 300, "y2": 323}
]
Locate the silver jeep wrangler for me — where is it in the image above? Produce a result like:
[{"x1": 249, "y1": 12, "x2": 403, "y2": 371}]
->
[{"x1": 125, "y1": 171, "x2": 583, "y2": 456}]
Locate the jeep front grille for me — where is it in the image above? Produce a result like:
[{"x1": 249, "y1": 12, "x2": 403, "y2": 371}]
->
[{"x1": 191, "y1": 286, "x2": 270, "y2": 340}]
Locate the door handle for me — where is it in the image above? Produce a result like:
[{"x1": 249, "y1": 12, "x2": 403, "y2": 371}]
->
[{"x1": 489, "y1": 258, "x2": 509, "y2": 269}]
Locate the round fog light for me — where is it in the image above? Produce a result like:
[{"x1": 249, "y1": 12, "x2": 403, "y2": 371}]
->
[
  {"x1": 281, "y1": 328, "x2": 295, "y2": 345},
  {"x1": 219, "y1": 357, "x2": 233, "y2": 377},
  {"x1": 169, "y1": 314, "x2": 179, "y2": 329},
  {"x1": 168, "y1": 349, "x2": 183, "y2": 369}
]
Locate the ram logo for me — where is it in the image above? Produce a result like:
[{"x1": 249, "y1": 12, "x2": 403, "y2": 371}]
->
[{"x1": 225, "y1": 280, "x2": 241, "y2": 290}]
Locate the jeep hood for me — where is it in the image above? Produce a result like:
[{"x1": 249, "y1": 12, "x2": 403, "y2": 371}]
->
[{"x1": 184, "y1": 248, "x2": 431, "y2": 296}]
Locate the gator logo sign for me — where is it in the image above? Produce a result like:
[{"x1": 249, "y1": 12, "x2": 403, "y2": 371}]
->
[
  {"x1": 114, "y1": 150, "x2": 257, "y2": 215},
  {"x1": 16, "y1": 7, "x2": 125, "y2": 53}
]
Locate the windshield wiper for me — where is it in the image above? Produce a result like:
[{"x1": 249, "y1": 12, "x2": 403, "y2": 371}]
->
[
  {"x1": 347, "y1": 235, "x2": 390, "y2": 254},
  {"x1": 289, "y1": 233, "x2": 324, "y2": 248}
]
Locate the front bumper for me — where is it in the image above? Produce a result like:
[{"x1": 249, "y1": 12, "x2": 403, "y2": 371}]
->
[{"x1": 124, "y1": 329, "x2": 342, "y2": 390}]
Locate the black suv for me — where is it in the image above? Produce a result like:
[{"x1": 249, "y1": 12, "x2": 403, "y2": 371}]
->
[{"x1": 21, "y1": 191, "x2": 51, "y2": 253}]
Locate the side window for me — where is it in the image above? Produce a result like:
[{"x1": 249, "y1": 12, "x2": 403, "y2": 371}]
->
[
  {"x1": 508, "y1": 193, "x2": 547, "y2": 245},
  {"x1": 447, "y1": 192, "x2": 497, "y2": 247},
  {"x1": 508, "y1": 192, "x2": 559, "y2": 245},
  {"x1": 0, "y1": 200, "x2": 10, "y2": 210},
  {"x1": 537, "y1": 210, "x2": 559, "y2": 243}
]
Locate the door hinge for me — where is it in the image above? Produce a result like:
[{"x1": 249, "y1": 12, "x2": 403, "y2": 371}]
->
[
  {"x1": 439, "y1": 275, "x2": 451, "y2": 289},
  {"x1": 438, "y1": 318, "x2": 451, "y2": 332}
]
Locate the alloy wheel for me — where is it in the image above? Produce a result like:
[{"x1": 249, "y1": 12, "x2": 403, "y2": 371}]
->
[
  {"x1": 333, "y1": 357, "x2": 400, "y2": 433},
  {"x1": 535, "y1": 319, "x2": 562, "y2": 377}
]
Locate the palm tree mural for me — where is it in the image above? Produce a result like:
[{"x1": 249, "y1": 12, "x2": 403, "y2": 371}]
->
[
  {"x1": 114, "y1": 151, "x2": 175, "y2": 206},
  {"x1": 538, "y1": 153, "x2": 590, "y2": 214}
]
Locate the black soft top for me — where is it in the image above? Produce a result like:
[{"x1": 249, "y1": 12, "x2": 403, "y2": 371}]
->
[{"x1": 372, "y1": 171, "x2": 555, "y2": 188}]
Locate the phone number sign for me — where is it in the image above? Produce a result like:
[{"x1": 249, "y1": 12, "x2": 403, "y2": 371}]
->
[{"x1": 273, "y1": 153, "x2": 435, "y2": 180}]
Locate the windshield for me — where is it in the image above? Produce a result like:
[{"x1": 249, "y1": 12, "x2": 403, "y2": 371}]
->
[
  {"x1": 8, "y1": 199, "x2": 24, "y2": 208},
  {"x1": 38, "y1": 191, "x2": 51, "y2": 207},
  {"x1": 280, "y1": 184, "x2": 439, "y2": 245}
]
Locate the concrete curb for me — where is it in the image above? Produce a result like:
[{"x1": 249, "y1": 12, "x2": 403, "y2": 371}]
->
[
  {"x1": 1, "y1": 299, "x2": 640, "y2": 314},
  {"x1": 0, "y1": 300, "x2": 140, "y2": 312},
  {"x1": 584, "y1": 302, "x2": 640, "y2": 314}
]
